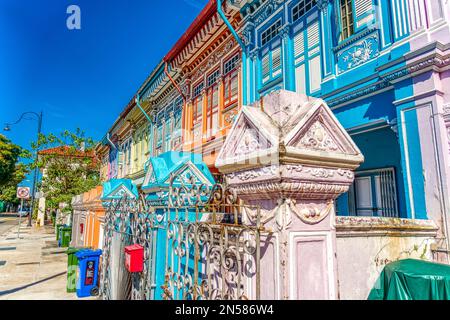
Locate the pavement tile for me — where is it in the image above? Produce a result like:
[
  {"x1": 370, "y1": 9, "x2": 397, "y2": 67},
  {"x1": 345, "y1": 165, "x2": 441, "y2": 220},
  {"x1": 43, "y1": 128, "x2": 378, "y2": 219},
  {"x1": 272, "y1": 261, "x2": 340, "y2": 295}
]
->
[{"x1": 0, "y1": 223, "x2": 83, "y2": 300}]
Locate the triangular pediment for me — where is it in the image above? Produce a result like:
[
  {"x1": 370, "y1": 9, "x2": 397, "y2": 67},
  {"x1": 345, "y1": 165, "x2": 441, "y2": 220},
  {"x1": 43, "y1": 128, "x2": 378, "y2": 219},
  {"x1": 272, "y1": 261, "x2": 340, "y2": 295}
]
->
[
  {"x1": 215, "y1": 106, "x2": 279, "y2": 171},
  {"x1": 101, "y1": 179, "x2": 138, "y2": 200},
  {"x1": 217, "y1": 90, "x2": 364, "y2": 174},
  {"x1": 284, "y1": 100, "x2": 363, "y2": 159},
  {"x1": 165, "y1": 161, "x2": 211, "y2": 186},
  {"x1": 109, "y1": 185, "x2": 136, "y2": 199}
]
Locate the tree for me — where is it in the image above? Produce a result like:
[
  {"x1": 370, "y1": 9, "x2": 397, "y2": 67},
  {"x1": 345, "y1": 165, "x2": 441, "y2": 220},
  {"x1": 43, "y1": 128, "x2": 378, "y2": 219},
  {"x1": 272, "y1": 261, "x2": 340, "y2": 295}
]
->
[
  {"x1": 0, "y1": 163, "x2": 30, "y2": 204},
  {"x1": 32, "y1": 128, "x2": 100, "y2": 211},
  {"x1": 0, "y1": 134, "x2": 23, "y2": 186},
  {"x1": 0, "y1": 135, "x2": 31, "y2": 205}
]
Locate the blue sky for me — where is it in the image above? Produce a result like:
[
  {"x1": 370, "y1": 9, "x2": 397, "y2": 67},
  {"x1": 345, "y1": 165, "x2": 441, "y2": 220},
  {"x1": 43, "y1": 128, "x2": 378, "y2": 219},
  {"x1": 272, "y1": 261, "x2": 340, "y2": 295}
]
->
[{"x1": 0, "y1": 0, "x2": 207, "y2": 155}]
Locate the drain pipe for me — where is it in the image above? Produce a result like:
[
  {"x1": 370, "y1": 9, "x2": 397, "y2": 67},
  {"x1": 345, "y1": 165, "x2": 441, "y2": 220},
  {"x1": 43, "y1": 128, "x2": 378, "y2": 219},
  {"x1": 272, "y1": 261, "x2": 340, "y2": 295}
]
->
[
  {"x1": 164, "y1": 61, "x2": 187, "y2": 144},
  {"x1": 217, "y1": 0, "x2": 244, "y2": 48},
  {"x1": 217, "y1": 0, "x2": 248, "y2": 104},
  {"x1": 106, "y1": 132, "x2": 116, "y2": 149},
  {"x1": 135, "y1": 94, "x2": 152, "y2": 123},
  {"x1": 164, "y1": 62, "x2": 186, "y2": 101}
]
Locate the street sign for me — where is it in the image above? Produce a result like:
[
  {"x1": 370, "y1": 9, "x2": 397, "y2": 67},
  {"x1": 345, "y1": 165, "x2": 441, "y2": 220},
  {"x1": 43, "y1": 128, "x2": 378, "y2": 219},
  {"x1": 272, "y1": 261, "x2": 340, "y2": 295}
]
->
[{"x1": 17, "y1": 187, "x2": 31, "y2": 199}]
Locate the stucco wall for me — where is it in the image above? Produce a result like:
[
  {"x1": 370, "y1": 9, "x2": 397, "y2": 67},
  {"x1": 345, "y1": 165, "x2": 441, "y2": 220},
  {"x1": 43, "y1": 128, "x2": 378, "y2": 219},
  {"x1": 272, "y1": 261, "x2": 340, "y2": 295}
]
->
[{"x1": 335, "y1": 217, "x2": 438, "y2": 300}]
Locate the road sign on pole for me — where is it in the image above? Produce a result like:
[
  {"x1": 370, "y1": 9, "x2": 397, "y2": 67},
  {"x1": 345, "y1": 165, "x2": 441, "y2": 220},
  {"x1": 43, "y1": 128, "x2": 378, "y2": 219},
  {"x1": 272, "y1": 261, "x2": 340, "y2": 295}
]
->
[
  {"x1": 17, "y1": 187, "x2": 31, "y2": 199},
  {"x1": 16, "y1": 187, "x2": 30, "y2": 239}
]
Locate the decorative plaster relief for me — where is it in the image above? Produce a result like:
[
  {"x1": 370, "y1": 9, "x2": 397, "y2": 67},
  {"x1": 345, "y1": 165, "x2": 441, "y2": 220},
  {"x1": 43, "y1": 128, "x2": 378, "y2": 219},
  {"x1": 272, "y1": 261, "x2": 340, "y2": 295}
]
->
[
  {"x1": 224, "y1": 108, "x2": 238, "y2": 126},
  {"x1": 191, "y1": 39, "x2": 236, "y2": 83},
  {"x1": 243, "y1": 198, "x2": 333, "y2": 229},
  {"x1": 235, "y1": 129, "x2": 262, "y2": 156},
  {"x1": 298, "y1": 121, "x2": 340, "y2": 152},
  {"x1": 337, "y1": 34, "x2": 379, "y2": 74},
  {"x1": 227, "y1": 165, "x2": 279, "y2": 181}
]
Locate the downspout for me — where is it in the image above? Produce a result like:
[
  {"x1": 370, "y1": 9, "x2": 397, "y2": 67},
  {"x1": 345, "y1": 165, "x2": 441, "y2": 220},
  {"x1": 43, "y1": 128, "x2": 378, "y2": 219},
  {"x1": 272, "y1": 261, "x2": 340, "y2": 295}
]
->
[
  {"x1": 105, "y1": 132, "x2": 117, "y2": 180},
  {"x1": 217, "y1": 0, "x2": 244, "y2": 48},
  {"x1": 135, "y1": 94, "x2": 152, "y2": 123},
  {"x1": 135, "y1": 93, "x2": 154, "y2": 162},
  {"x1": 217, "y1": 0, "x2": 248, "y2": 104},
  {"x1": 164, "y1": 62, "x2": 185, "y2": 101},
  {"x1": 164, "y1": 61, "x2": 186, "y2": 148},
  {"x1": 106, "y1": 132, "x2": 116, "y2": 150}
]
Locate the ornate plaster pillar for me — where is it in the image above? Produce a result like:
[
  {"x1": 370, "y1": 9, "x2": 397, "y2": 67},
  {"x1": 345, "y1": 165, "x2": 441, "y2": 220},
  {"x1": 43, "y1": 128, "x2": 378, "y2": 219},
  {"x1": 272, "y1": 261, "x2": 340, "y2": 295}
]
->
[
  {"x1": 317, "y1": 0, "x2": 334, "y2": 78},
  {"x1": 248, "y1": 50, "x2": 258, "y2": 104},
  {"x1": 201, "y1": 87, "x2": 208, "y2": 145},
  {"x1": 150, "y1": 114, "x2": 157, "y2": 157},
  {"x1": 169, "y1": 111, "x2": 175, "y2": 150},
  {"x1": 216, "y1": 90, "x2": 364, "y2": 300},
  {"x1": 218, "y1": 76, "x2": 225, "y2": 130},
  {"x1": 279, "y1": 25, "x2": 292, "y2": 91}
]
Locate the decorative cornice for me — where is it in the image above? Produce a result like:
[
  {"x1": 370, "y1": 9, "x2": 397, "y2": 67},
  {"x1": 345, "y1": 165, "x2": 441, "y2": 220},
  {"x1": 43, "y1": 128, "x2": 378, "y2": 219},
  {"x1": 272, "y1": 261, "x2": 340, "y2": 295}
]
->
[
  {"x1": 229, "y1": 180, "x2": 350, "y2": 199},
  {"x1": 336, "y1": 216, "x2": 439, "y2": 237},
  {"x1": 327, "y1": 53, "x2": 450, "y2": 108},
  {"x1": 333, "y1": 27, "x2": 378, "y2": 52}
]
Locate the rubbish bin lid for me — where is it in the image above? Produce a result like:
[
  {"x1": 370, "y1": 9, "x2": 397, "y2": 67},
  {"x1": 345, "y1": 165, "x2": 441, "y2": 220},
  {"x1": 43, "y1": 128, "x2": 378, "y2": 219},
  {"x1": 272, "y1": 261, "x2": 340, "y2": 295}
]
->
[
  {"x1": 75, "y1": 249, "x2": 102, "y2": 259},
  {"x1": 125, "y1": 244, "x2": 144, "y2": 253},
  {"x1": 67, "y1": 247, "x2": 83, "y2": 254}
]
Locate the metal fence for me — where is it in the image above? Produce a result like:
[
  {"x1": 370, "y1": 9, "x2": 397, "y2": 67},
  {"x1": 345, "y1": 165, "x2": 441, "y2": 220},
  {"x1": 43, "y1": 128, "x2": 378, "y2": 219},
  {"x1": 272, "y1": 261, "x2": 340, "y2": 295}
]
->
[{"x1": 100, "y1": 175, "x2": 264, "y2": 300}]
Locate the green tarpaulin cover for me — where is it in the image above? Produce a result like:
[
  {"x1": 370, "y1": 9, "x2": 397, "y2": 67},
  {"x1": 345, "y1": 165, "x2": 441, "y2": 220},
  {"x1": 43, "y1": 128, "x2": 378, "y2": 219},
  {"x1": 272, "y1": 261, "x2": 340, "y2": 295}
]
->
[{"x1": 368, "y1": 259, "x2": 450, "y2": 300}]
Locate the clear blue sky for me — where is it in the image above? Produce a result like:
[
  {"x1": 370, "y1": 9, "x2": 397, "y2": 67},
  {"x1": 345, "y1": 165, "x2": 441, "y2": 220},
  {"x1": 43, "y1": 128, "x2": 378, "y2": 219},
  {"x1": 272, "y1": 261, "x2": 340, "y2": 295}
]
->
[{"x1": 0, "y1": 0, "x2": 207, "y2": 151}]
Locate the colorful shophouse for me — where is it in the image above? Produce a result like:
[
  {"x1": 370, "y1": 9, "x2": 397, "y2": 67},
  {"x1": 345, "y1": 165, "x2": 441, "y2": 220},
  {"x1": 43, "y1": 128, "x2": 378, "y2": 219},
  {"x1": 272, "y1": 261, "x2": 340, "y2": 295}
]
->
[
  {"x1": 229, "y1": 0, "x2": 450, "y2": 298},
  {"x1": 138, "y1": 61, "x2": 183, "y2": 158},
  {"x1": 162, "y1": 0, "x2": 242, "y2": 174},
  {"x1": 72, "y1": 0, "x2": 450, "y2": 300}
]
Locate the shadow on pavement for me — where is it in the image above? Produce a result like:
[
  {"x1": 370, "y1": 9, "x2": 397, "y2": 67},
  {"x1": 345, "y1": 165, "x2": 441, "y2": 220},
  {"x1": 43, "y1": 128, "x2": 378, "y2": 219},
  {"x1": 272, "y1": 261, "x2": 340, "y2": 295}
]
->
[{"x1": 0, "y1": 271, "x2": 66, "y2": 296}]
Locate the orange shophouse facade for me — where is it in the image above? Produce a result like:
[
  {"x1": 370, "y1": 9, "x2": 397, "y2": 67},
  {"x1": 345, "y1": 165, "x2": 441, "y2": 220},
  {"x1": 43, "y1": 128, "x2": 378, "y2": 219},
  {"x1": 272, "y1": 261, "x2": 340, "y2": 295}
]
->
[
  {"x1": 72, "y1": 186, "x2": 105, "y2": 250},
  {"x1": 163, "y1": 0, "x2": 242, "y2": 174}
]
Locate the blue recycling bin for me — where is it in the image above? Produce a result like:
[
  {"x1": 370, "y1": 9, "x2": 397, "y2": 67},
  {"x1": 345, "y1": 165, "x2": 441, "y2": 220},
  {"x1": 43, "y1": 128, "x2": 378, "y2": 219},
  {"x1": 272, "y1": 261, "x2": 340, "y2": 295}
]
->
[{"x1": 75, "y1": 249, "x2": 102, "y2": 298}]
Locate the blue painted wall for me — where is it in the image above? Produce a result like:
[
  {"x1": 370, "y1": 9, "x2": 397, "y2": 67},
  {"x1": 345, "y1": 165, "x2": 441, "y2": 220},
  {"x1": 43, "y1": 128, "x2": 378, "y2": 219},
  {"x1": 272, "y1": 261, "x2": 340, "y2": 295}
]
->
[{"x1": 238, "y1": 0, "x2": 429, "y2": 219}]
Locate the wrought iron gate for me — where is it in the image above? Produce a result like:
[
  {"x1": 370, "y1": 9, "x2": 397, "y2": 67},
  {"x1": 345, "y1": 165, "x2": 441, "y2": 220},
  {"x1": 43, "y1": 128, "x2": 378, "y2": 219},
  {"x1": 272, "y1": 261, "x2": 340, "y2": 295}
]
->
[
  {"x1": 100, "y1": 176, "x2": 264, "y2": 300},
  {"x1": 100, "y1": 196, "x2": 156, "y2": 300}
]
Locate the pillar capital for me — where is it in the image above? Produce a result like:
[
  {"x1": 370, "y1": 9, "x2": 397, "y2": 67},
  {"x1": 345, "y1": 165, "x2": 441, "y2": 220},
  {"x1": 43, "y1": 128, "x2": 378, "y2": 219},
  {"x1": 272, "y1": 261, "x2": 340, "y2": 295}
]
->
[{"x1": 316, "y1": 0, "x2": 330, "y2": 11}]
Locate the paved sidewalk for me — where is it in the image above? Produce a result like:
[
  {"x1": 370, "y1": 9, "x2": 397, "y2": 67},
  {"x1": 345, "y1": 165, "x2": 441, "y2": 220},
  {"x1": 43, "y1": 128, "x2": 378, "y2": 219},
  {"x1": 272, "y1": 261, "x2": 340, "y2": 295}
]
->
[{"x1": 0, "y1": 222, "x2": 91, "y2": 300}]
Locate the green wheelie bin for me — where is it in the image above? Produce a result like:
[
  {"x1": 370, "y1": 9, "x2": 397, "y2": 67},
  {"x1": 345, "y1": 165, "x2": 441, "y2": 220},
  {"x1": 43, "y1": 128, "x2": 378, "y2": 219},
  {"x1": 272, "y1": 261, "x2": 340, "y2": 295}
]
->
[
  {"x1": 61, "y1": 226, "x2": 72, "y2": 248},
  {"x1": 52, "y1": 212, "x2": 57, "y2": 227},
  {"x1": 67, "y1": 247, "x2": 82, "y2": 293},
  {"x1": 56, "y1": 224, "x2": 64, "y2": 240}
]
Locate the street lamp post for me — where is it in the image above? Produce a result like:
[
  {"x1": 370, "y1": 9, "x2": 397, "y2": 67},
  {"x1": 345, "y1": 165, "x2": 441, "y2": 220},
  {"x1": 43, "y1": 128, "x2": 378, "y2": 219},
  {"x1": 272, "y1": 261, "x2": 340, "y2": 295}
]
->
[{"x1": 4, "y1": 111, "x2": 43, "y2": 227}]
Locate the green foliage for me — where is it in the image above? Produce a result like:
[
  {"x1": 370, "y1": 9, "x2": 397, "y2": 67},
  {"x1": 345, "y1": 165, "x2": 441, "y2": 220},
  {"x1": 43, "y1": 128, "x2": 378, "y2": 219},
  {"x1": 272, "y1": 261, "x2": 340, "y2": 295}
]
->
[
  {"x1": 0, "y1": 134, "x2": 32, "y2": 204},
  {"x1": 0, "y1": 134, "x2": 28, "y2": 186},
  {"x1": 0, "y1": 163, "x2": 31, "y2": 204},
  {"x1": 32, "y1": 128, "x2": 99, "y2": 210}
]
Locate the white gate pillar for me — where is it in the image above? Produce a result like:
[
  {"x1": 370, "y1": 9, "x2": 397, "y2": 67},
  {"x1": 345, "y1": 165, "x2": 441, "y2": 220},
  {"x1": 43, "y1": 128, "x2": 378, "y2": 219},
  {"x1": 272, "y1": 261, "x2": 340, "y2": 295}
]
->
[{"x1": 216, "y1": 90, "x2": 364, "y2": 300}]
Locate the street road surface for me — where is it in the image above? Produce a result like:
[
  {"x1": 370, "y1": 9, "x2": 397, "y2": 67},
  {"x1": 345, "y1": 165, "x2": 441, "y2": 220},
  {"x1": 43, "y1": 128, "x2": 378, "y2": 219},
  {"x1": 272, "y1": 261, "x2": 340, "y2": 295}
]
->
[{"x1": 0, "y1": 214, "x2": 21, "y2": 236}]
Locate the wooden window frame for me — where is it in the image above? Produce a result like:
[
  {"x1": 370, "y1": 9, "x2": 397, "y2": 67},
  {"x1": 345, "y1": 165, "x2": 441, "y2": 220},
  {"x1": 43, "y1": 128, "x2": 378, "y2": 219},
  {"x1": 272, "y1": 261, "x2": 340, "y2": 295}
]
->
[
  {"x1": 206, "y1": 82, "x2": 219, "y2": 139},
  {"x1": 192, "y1": 82, "x2": 204, "y2": 126},
  {"x1": 340, "y1": 0, "x2": 355, "y2": 40}
]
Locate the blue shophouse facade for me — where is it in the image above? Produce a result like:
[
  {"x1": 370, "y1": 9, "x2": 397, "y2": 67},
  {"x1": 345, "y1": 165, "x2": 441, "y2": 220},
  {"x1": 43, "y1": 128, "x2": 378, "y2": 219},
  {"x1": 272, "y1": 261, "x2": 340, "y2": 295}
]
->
[{"x1": 233, "y1": 0, "x2": 450, "y2": 221}]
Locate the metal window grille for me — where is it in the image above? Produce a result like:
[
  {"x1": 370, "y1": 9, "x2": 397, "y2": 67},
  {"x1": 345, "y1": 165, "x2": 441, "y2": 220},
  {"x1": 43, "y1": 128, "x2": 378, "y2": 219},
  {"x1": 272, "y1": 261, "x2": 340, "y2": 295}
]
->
[
  {"x1": 292, "y1": 0, "x2": 315, "y2": 22},
  {"x1": 193, "y1": 82, "x2": 204, "y2": 98},
  {"x1": 261, "y1": 20, "x2": 282, "y2": 46},
  {"x1": 348, "y1": 167, "x2": 399, "y2": 217},
  {"x1": 223, "y1": 54, "x2": 239, "y2": 75},
  {"x1": 207, "y1": 70, "x2": 220, "y2": 87}
]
